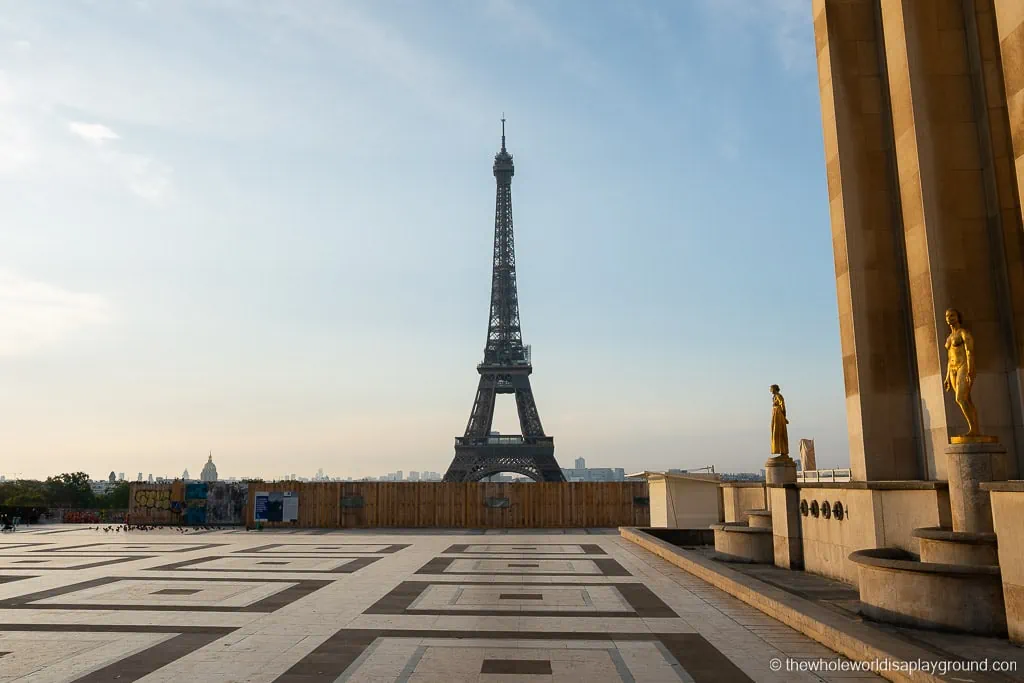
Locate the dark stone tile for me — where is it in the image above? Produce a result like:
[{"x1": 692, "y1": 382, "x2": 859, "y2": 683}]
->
[
  {"x1": 613, "y1": 583, "x2": 678, "y2": 618},
  {"x1": 660, "y1": 633, "x2": 754, "y2": 683},
  {"x1": 0, "y1": 555, "x2": 152, "y2": 570},
  {"x1": 0, "y1": 576, "x2": 331, "y2": 612},
  {"x1": 235, "y1": 543, "x2": 408, "y2": 555},
  {"x1": 415, "y1": 557, "x2": 456, "y2": 574},
  {"x1": 151, "y1": 588, "x2": 201, "y2": 596},
  {"x1": 593, "y1": 558, "x2": 631, "y2": 576},
  {"x1": 0, "y1": 575, "x2": 34, "y2": 584},
  {"x1": 499, "y1": 593, "x2": 543, "y2": 600},
  {"x1": 275, "y1": 631, "x2": 378, "y2": 682},
  {"x1": 38, "y1": 542, "x2": 225, "y2": 553},
  {"x1": 73, "y1": 632, "x2": 230, "y2": 683},
  {"x1": 480, "y1": 659, "x2": 552, "y2": 674},
  {"x1": 365, "y1": 581, "x2": 430, "y2": 614},
  {"x1": 507, "y1": 563, "x2": 539, "y2": 568},
  {"x1": 145, "y1": 555, "x2": 381, "y2": 574},
  {"x1": 0, "y1": 625, "x2": 235, "y2": 682}
]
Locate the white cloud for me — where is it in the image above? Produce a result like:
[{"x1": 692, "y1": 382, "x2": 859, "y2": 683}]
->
[
  {"x1": 0, "y1": 271, "x2": 113, "y2": 356},
  {"x1": 63, "y1": 120, "x2": 173, "y2": 204},
  {"x1": 68, "y1": 121, "x2": 120, "y2": 145}
]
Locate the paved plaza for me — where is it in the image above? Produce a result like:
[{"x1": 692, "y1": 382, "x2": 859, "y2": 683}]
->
[{"x1": 0, "y1": 527, "x2": 878, "y2": 682}]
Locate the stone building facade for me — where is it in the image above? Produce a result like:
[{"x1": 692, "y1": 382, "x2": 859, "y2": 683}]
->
[{"x1": 814, "y1": 0, "x2": 1024, "y2": 481}]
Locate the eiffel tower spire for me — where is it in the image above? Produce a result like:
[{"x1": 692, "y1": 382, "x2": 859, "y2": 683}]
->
[
  {"x1": 443, "y1": 120, "x2": 564, "y2": 483},
  {"x1": 485, "y1": 116, "x2": 525, "y2": 367}
]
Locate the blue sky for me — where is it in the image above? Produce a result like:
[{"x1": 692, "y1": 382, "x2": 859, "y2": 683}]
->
[{"x1": 0, "y1": 0, "x2": 847, "y2": 481}]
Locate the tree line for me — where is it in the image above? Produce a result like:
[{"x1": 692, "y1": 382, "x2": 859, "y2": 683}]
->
[{"x1": 0, "y1": 472, "x2": 130, "y2": 511}]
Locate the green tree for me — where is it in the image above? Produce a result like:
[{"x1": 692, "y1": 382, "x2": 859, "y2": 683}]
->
[
  {"x1": 96, "y1": 481, "x2": 130, "y2": 509},
  {"x1": 0, "y1": 479, "x2": 48, "y2": 507},
  {"x1": 44, "y1": 472, "x2": 95, "y2": 508}
]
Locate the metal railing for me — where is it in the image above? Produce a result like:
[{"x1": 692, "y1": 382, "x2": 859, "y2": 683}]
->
[
  {"x1": 797, "y1": 468, "x2": 852, "y2": 483},
  {"x1": 455, "y1": 435, "x2": 553, "y2": 447}
]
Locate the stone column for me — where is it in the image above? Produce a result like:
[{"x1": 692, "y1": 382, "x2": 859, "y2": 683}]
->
[
  {"x1": 879, "y1": 0, "x2": 1019, "y2": 478},
  {"x1": 990, "y1": 0, "x2": 1024, "y2": 477},
  {"x1": 946, "y1": 440, "x2": 1012, "y2": 533},
  {"x1": 813, "y1": 0, "x2": 923, "y2": 482}
]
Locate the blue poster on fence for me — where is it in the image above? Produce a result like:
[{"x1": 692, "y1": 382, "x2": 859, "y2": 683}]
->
[{"x1": 185, "y1": 482, "x2": 208, "y2": 500}]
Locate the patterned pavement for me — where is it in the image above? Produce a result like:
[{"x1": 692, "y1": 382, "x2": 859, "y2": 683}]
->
[{"x1": 0, "y1": 527, "x2": 879, "y2": 682}]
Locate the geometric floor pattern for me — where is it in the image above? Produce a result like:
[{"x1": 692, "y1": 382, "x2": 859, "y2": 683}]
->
[{"x1": 0, "y1": 526, "x2": 880, "y2": 682}]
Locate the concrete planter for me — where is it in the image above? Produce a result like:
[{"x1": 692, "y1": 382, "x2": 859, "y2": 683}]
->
[
  {"x1": 711, "y1": 522, "x2": 774, "y2": 563},
  {"x1": 745, "y1": 509, "x2": 772, "y2": 529},
  {"x1": 911, "y1": 527, "x2": 999, "y2": 567},
  {"x1": 849, "y1": 548, "x2": 1006, "y2": 636}
]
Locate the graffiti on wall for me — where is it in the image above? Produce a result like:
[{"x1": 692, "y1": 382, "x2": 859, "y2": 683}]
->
[
  {"x1": 206, "y1": 482, "x2": 247, "y2": 525},
  {"x1": 129, "y1": 482, "x2": 248, "y2": 525},
  {"x1": 133, "y1": 488, "x2": 174, "y2": 511}
]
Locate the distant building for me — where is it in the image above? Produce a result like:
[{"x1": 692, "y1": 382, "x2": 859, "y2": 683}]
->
[
  {"x1": 200, "y1": 453, "x2": 218, "y2": 482},
  {"x1": 408, "y1": 471, "x2": 420, "y2": 482},
  {"x1": 182, "y1": 469, "x2": 190, "y2": 481},
  {"x1": 137, "y1": 473, "x2": 143, "y2": 482},
  {"x1": 575, "y1": 457, "x2": 586, "y2": 469},
  {"x1": 560, "y1": 465, "x2": 626, "y2": 482},
  {"x1": 108, "y1": 471, "x2": 116, "y2": 483},
  {"x1": 118, "y1": 473, "x2": 125, "y2": 481},
  {"x1": 147, "y1": 474, "x2": 154, "y2": 483},
  {"x1": 89, "y1": 480, "x2": 113, "y2": 496},
  {"x1": 720, "y1": 472, "x2": 766, "y2": 482}
]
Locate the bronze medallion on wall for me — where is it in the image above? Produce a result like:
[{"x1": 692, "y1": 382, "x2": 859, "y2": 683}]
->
[
  {"x1": 799, "y1": 499, "x2": 808, "y2": 516},
  {"x1": 809, "y1": 500, "x2": 819, "y2": 518}
]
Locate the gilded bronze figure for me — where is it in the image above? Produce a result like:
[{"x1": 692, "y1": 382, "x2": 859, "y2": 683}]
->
[
  {"x1": 944, "y1": 308, "x2": 979, "y2": 437},
  {"x1": 770, "y1": 384, "x2": 789, "y2": 456}
]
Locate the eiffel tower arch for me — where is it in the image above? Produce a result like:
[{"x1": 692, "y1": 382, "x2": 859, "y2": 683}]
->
[{"x1": 443, "y1": 121, "x2": 565, "y2": 483}]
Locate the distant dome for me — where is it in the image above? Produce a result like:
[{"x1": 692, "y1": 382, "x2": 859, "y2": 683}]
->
[{"x1": 200, "y1": 453, "x2": 218, "y2": 482}]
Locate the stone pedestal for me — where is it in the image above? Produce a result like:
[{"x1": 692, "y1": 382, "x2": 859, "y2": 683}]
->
[
  {"x1": 946, "y1": 441, "x2": 1012, "y2": 534},
  {"x1": 769, "y1": 485, "x2": 803, "y2": 570},
  {"x1": 765, "y1": 455, "x2": 797, "y2": 485}
]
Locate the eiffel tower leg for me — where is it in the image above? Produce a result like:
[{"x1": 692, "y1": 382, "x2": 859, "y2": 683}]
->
[
  {"x1": 444, "y1": 374, "x2": 499, "y2": 482},
  {"x1": 465, "y1": 373, "x2": 497, "y2": 438},
  {"x1": 512, "y1": 376, "x2": 545, "y2": 437}
]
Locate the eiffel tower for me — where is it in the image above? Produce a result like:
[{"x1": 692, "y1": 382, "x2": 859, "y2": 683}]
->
[{"x1": 443, "y1": 120, "x2": 565, "y2": 483}]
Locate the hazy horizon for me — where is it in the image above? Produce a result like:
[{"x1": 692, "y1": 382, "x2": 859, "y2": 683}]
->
[{"x1": 0, "y1": 0, "x2": 847, "y2": 482}]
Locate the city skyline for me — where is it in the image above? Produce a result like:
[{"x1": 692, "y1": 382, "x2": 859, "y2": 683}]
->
[{"x1": 0, "y1": 1, "x2": 845, "y2": 480}]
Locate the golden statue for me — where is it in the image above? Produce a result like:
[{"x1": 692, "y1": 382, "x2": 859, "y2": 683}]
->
[
  {"x1": 944, "y1": 308, "x2": 982, "y2": 439},
  {"x1": 770, "y1": 384, "x2": 789, "y2": 456}
]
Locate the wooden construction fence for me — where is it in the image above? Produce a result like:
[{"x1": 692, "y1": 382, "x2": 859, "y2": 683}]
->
[
  {"x1": 129, "y1": 481, "x2": 185, "y2": 525},
  {"x1": 244, "y1": 481, "x2": 650, "y2": 529}
]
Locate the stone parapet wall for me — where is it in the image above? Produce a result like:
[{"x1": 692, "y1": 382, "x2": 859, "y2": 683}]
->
[
  {"x1": 982, "y1": 481, "x2": 1024, "y2": 644},
  {"x1": 773, "y1": 482, "x2": 951, "y2": 585},
  {"x1": 719, "y1": 483, "x2": 767, "y2": 523}
]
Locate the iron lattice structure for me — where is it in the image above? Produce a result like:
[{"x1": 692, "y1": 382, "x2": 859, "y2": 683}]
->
[{"x1": 443, "y1": 123, "x2": 565, "y2": 483}]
